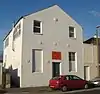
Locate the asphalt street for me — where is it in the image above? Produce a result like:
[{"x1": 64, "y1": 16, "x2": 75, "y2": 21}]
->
[{"x1": 4, "y1": 87, "x2": 100, "y2": 94}]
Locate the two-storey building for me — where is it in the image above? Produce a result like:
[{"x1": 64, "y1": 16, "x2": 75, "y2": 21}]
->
[{"x1": 3, "y1": 5, "x2": 84, "y2": 87}]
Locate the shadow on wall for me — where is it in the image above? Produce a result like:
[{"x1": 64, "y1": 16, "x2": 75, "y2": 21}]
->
[{"x1": 9, "y1": 66, "x2": 20, "y2": 88}]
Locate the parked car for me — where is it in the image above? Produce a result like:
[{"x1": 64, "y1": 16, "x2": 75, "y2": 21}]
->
[
  {"x1": 49, "y1": 75, "x2": 93, "y2": 92},
  {"x1": 90, "y1": 77, "x2": 100, "y2": 87}
]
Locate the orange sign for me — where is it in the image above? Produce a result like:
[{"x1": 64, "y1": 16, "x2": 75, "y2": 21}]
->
[{"x1": 52, "y1": 51, "x2": 61, "y2": 60}]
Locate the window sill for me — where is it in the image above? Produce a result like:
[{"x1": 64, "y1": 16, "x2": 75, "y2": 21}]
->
[
  {"x1": 69, "y1": 70, "x2": 77, "y2": 72},
  {"x1": 32, "y1": 72, "x2": 43, "y2": 74},
  {"x1": 34, "y1": 33, "x2": 43, "y2": 35},
  {"x1": 69, "y1": 37, "x2": 76, "y2": 40}
]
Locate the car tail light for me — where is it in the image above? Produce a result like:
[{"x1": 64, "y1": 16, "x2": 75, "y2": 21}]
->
[{"x1": 56, "y1": 81, "x2": 59, "y2": 84}]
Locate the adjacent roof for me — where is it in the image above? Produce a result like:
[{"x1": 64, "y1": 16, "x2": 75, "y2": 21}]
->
[
  {"x1": 83, "y1": 37, "x2": 100, "y2": 45},
  {"x1": 83, "y1": 37, "x2": 95, "y2": 44}
]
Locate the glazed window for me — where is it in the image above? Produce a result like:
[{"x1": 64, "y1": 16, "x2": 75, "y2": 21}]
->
[
  {"x1": 4, "y1": 37, "x2": 9, "y2": 48},
  {"x1": 13, "y1": 23, "x2": 21, "y2": 41},
  {"x1": 33, "y1": 20, "x2": 42, "y2": 34},
  {"x1": 69, "y1": 26, "x2": 75, "y2": 38},
  {"x1": 69, "y1": 52, "x2": 77, "y2": 72}
]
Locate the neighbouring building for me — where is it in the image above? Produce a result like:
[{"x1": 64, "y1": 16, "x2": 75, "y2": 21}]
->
[
  {"x1": 3, "y1": 5, "x2": 84, "y2": 87},
  {"x1": 84, "y1": 37, "x2": 100, "y2": 80},
  {"x1": 0, "y1": 54, "x2": 3, "y2": 86}
]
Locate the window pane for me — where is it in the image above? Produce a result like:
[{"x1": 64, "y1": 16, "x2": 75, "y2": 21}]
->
[
  {"x1": 69, "y1": 61, "x2": 72, "y2": 71},
  {"x1": 69, "y1": 27, "x2": 74, "y2": 32},
  {"x1": 65, "y1": 76, "x2": 69, "y2": 80},
  {"x1": 69, "y1": 61, "x2": 75, "y2": 71},
  {"x1": 69, "y1": 56, "x2": 71, "y2": 61},
  {"x1": 69, "y1": 27, "x2": 74, "y2": 38},
  {"x1": 71, "y1": 61, "x2": 75, "y2": 71},
  {"x1": 32, "y1": 50, "x2": 35, "y2": 72},
  {"x1": 69, "y1": 52, "x2": 76, "y2": 72},
  {"x1": 5, "y1": 37, "x2": 9, "y2": 48},
  {"x1": 69, "y1": 52, "x2": 75, "y2": 61},
  {"x1": 69, "y1": 32, "x2": 74, "y2": 37},
  {"x1": 34, "y1": 27, "x2": 40, "y2": 33},
  {"x1": 72, "y1": 52, "x2": 75, "y2": 61},
  {"x1": 34, "y1": 20, "x2": 40, "y2": 27},
  {"x1": 13, "y1": 24, "x2": 21, "y2": 41},
  {"x1": 18, "y1": 24, "x2": 21, "y2": 29},
  {"x1": 72, "y1": 76, "x2": 81, "y2": 80}
]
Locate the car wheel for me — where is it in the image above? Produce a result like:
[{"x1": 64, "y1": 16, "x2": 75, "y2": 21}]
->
[
  {"x1": 61, "y1": 86, "x2": 68, "y2": 92},
  {"x1": 84, "y1": 84, "x2": 89, "y2": 89}
]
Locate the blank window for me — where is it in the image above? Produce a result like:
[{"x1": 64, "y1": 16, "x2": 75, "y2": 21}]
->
[{"x1": 32, "y1": 49, "x2": 43, "y2": 72}]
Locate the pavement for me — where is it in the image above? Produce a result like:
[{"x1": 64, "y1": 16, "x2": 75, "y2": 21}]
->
[{"x1": 1, "y1": 87, "x2": 100, "y2": 94}]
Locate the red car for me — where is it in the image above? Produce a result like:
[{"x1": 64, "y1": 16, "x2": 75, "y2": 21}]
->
[{"x1": 49, "y1": 75, "x2": 93, "y2": 92}]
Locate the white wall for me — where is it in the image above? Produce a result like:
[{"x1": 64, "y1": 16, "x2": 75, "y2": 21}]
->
[
  {"x1": 3, "y1": 19, "x2": 23, "y2": 86},
  {"x1": 21, "y1": 5, "x2": 84, "y2": 87},
  {"x1": 84, "y1": 43, "x2": 98, "y2": 80}
]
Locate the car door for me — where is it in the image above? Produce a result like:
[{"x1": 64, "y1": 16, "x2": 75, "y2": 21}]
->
[
  {"x1": 70, "y1": 75, "x2": 86, "y2": 89},
  {"x1": 61, "y1": 75, "x2": 72, "y2": 88},
  {"x1": 68, "y1": 75, "x2": 78, "y2": 89},
  {"x1": 62, "y1": 75, "x2": 78, "y2": 89}
]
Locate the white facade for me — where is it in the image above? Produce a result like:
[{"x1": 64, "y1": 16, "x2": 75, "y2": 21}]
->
[{"x1": 3, "y1": 5, "x2": 84, "y2": 87}]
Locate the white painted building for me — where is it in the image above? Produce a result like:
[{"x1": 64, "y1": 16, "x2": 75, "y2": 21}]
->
[{"x1": 3, "y1": 5, "x2": 84, "y2": 87}]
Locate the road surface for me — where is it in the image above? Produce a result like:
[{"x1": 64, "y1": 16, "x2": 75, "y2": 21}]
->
[{"x1": 4, "y1": 87, "x2": 100, "y2": 94}]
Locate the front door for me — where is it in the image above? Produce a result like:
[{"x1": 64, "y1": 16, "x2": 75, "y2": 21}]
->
[{"x1": 52, "y1": 62, "x2": 60, "y2": 77}]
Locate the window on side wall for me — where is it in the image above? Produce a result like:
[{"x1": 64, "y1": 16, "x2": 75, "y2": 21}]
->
[
  {"x1": 4, "y1": 37, "x2": 9, "y2": 48},
  {"x1": 69, "y1": 52, "x2": 77, "y2": 72},
  {"x1": 13, "y1": 23, "x2": 21, "y2": 41},
  {"x1": 17, "y1": 24, "x2": 21, "y2": 35},
  {"x1": 33, "y1": 20, "x2": 42, "y2": 34},
  {"x1": 32, "y1": 49, "x2": 43, "y2": 73},
  {"x1": 69, "y1": 26, "x2": 75, "y2": 38}
]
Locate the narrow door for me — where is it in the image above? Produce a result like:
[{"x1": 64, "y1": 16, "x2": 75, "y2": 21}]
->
[
  {"x1": 52, "y1": 62, "x2": 60, "y2": 77},
  {"x1": 84, "y1": 66, "x2": 90, "y2": 80}
]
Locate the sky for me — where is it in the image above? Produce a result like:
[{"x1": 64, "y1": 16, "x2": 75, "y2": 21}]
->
[{"x1": 0, "y1": 0, "x2": 100, "y2": 52}]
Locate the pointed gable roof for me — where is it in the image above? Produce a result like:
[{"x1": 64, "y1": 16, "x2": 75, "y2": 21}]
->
[{"x1": 4, "y1": 4, "x2": 82, "y2": 40}]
